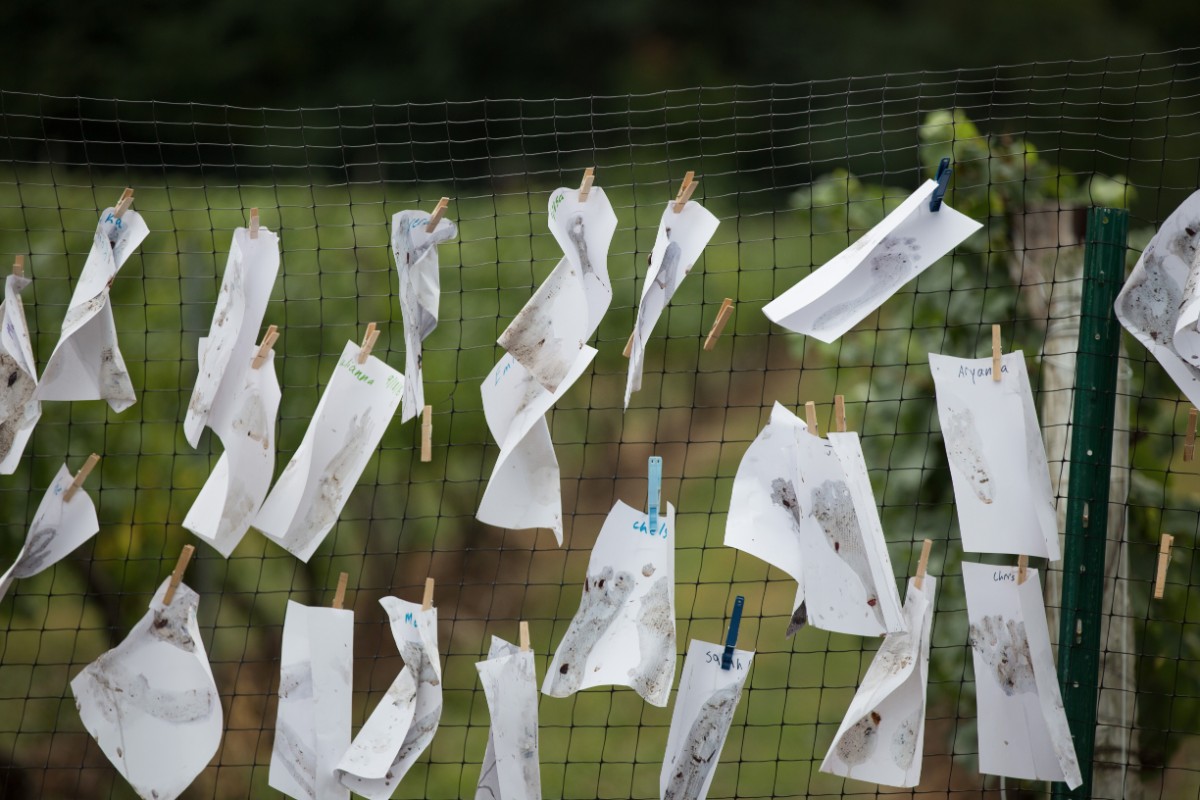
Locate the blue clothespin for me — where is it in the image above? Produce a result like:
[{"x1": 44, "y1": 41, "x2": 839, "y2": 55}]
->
[
  {"x1": 647, "y1": 456, "x2": 663, "y2": 536},
  {"x1": 929, "y1": 157, "x2": 952, "y2": 212},
  {"x1": 721, "y1": 595, "x2": 745, "y2": 671}
]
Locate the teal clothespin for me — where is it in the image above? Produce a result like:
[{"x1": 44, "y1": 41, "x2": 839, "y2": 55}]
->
[
  {"x1": 722, "y1": 596, "x2": 745, "y2": 670},
  {"x1": 929, "y1": 158, "x2": 952, "y2": 212},
  {"x1": 647, "y1": 456, "x2": 663, "y2": 536}
]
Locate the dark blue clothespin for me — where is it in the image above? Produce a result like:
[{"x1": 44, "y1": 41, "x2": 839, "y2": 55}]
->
[
  {"x1": 647, "y1": 456, "x2": 663, "y2": 536},
  {"x1": 929, "y1": 157, "x2": 952, "y2": 212},
  {"x1": 721, "y1": 595, "x2": 745, "y2": 671}
]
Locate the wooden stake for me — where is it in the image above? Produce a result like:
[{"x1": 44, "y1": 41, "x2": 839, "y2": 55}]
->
[
  {"x1": 1154, "y1": 534, "x2": 1175, "y2": 600},
  {"x1": 805, "y1": 401, "x2": 818, "y2": 436},
  {"x1": 915, "y1": 539, "x2": 932, "y2": 590},
  {"x1": 426, "y1": 197, "x2": 449, "y2": 233},
  {"x1": 834, "y1": 395, "x2": 847, "y2": 433},
  {"x1": 249, "y1": 207, "x2": 260, "y2": 239},
  {"x1": 252, "y1": 325, "x2": 279, "y2": 370},
  {"x1": 1017, "y1": 554, "x2": 1029, "y2": 585},
  {"x1": 63, "y1": 453, "x2": 100, "y2": 502},
  {"x1": 357, "y1": 323, "x2": 379, "y2": 365},
  {"x1": 12, "y1": 255, "x2": 24, "y2": 277},
  {"x1": 992, "y1": 324, "x2": 1002, "y2": 382},
  {"x1": 332, "y1": 572, "x2": 348, "y2": 609},
  {"x1": 421, "y1": 405, "x2": 433, "y2": 462},
  {"x1": 113, "y1": 188, "x2": 134, "y2": 219},
  {"x1": 422, "y1": 577, "x2": 435, "y2": 611},
  {"x1": 578, "y1": 167, "x2": 594, "y2": 202},
  {"x1": 519, "y1": 621, "x2": 530, "y2": 652},
  {"x1": 1186, "y1": 408, "x2": 1198, "y2": 462},
  {"x1": 623, "y1": 330, "x2": 635, "y2": 358},
  {"x1": 673, "y1": 171, "x2": 698, "y2": 213},
  {"x1": 163, "y1": 545, "x2": 196, "y2": 606},
  {"x1": 703, "y1": 298, "x2": 734, "y2": 351}
]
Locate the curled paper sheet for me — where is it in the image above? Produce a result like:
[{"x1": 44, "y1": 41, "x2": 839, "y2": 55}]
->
[
  {"x1": 821, "y1": 576, "x2": 936, "y2": 787},
  {"x1": 391, "y1": 210, "x2": 458, "y2": 423},
  {"x1": 1115, "y1": 190, "x2": 1200, "y2": 405},
  {"x1": 269, "y1": 600, "x2": 353, "y2": 800},
  {"x1": 36, "y1": 207, "x2": 149, "y2": 412},
  {"x1": 184, "y1": 224, "x2": 280, "y2": 448},
  {"x1": 338, "y1": 598, "x2": 442, "y2": 800},
  {"x1": 625, "y1": 200, "x2": 719, "y2": 408},
  {"x1": 930, "y1": 351, "x2": 1059, "y2": 559},
  {"x1": 725, "y1": 402, "x2": 906, "y2": 637},
  {"x1": 659, "y1": 638, "x2": 754, "y2": 800},
  {"x1": 0, "y1": 270, "x2": 40, "y2": 473},
  {"x1": 763, "y1": 180, "x2": 981, "y2": 343},
  {"x1": 183, "y1": 346, "x2": 281, "y2": 556},
  {"x1": 254, "y1": 340, "x2": 403, "y2": 562},
  {"x1": 543, "y1": 500, "x2": 677, "y2": 706},
  {"x1": 962, "y1": 562, "x2": 1082, "y2": 789},
  {"x1": 474, "y1": 636, "x2": 541, "y2": 800},
  {"x1": 0, "y1": 463, "x2": 100, "y2": 602},
  {"x1": 71, "y1": 577, "x2": 222, "y2": 800}
]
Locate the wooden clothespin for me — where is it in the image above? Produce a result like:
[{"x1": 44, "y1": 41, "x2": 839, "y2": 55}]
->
[
  {"x1": 422, "y1": 577, "x2": 435, "y2": 611},
  {"x1": 63, "y1": 453, "x2": 100, "y2": 502},
  {"x1": 163, "y1": 545, "x2": 196, "y2": 606},
  {"x1": 623, "y1": 331, "x2": 635, "y2": 358},
  {"x1": 252, "y1": 325, "x2": 279, "y2": 370},
  {"x1": 426, "y1": 197, "x2": 449, "y2": 233},
  {"x1": 578, "y1": 168, "x2": 595, "y2": 203},
  {"x1": 673, "y1": 171, "x2": 698, "y2": 213},
  {"x1": 357, "y1": 323, "x2": 380, "y2": 365},
  {"x1": 12, "y1": 255, "x2": 24, "y2": 278},
  {"x1": 805, "y1": 401, "x2": 819, "y2": 436},
  {"x1": 834, "y1": 395, "x2": 847, "y2": 433},
  {"x1": 1154, "y1": 534, "x2": 1174, "y2": 600},
  {"x1": 1185, "y1": 408, "x2": 1197, "y2": 462},
  {"x1": 519, "y1": 621, "x2": 530, "y2": 652},
  {"x1": 421, "y1": 405, "x2": 433, "y2": 463},
  {"x1": 249, "y1": 208, "x2": 260, "y2": 240},
  {"x1": 914, "y1": 539, "x2": 932, "y2": 590},
  {"x1": 332, "y1": 572, "x2": 349, "y2": 610},
  {"x1": 703, "y1": 298, "x2": 734, "y2": 351},
  {"x1": 992, "y1": 324, "x2": 1002, "y2": 382},
  {"x1": 113, "y1": 188, "x2": 134, "y2": 220},
  {"x1": 1017, "y1": 554, "x2": 1029, "y2": 585}
]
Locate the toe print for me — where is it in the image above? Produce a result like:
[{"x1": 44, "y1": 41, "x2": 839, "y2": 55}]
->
[{"x1": 943, "y1": 404, "x2": 995, "y2": 504}]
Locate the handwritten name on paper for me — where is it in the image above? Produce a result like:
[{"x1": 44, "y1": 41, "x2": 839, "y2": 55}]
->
[
  {"x1": 337, "y1": 355, "x2": 404, "y2": 398},
  {"x1": 703, "y1": 651, "x2": 747, "y2": 671},
  {"x1": 957, "y1": 364, "x2": 1010, "y2": 384},
  {"x1": 631, "y1": 519, "x2": 669, "y2": 539},
  {"x1": 993, "y1": 570, "x2": 1017, "y2": 582},
  {"x1": 492, "y1": 357, "x2": 514, "y2": 386},
  {"x1": 548, "y1": 191, "x2": 566, "y2": 222},
  {"x1": 402, "y1": 611, "x2": 420, "y2": 629}
]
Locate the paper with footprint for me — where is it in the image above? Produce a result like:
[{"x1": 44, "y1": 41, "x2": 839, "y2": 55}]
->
[
  {"x1": 71, "y1": 577, "x2": 222, "y2": 800},
  {"x1": 625, "y1": 196, "x2": 719, "y2": 408},
  {"x1": 930, "y1": 351, "x2": 1059, "y2": 559},
  {"x1": 1115, "y1": 189, "x2": 1200, "y2": 406},
  {"x1": 391, "y1": 208, "x2": 458, "y2": 423},
  {"x1": 269, "y1": 600, "x2": 353, "y2": 800},
  {"x1": 763, "y1": 179, "x2": 981, "y2": 343},
  {"x1": 821, "y1": 576, "x2": 935, "y2": 787},
  {"x1": 659, "y1": 638, "x2": 753, "y2": 800},
  {"x1": 0, "y1": 268, "x2": 40, "y2": 473},
  {"x1": 962, "y1": 562, "x2": 1082, "y2": 789},
  {"x1": 337, "y1": 597, "x2": 442, "y2": 799},
  {"x1": 255, "y1": 340, "x2": 404, "y2": 562},
  {"x1": 475, "y1": 635, "x2": 541, "y2": 800},
  {"x1": 725, "y1": 402, "x2": 906, "y2": 638},
  {"x1": 36, "y1": 205, "x2": 150, "y2": 412},
  {"x1": 543, "y1": 500, "x2": 677, "y2": 706},
  {"x1": 478, "y1": 185, "x2": 616, "y2": 542},
  {"x1": 0, "y1": 463, "x2": 100, "y2": 603}
]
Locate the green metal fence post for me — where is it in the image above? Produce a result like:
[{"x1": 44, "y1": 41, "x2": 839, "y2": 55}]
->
[{"x1": 1053, "y1": 207, "x2": 1129, "y2": 799}]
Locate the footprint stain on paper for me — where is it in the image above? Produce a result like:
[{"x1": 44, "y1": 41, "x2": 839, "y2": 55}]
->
[
  {"x1": 943, "y1": 404, "x2": 995, "y2": 504},
  {"x1": 627, "y1": 573, "x2": 675, "y2": 705},
  {"x1": 0, "y1": 350, "x2": 35, "y2": 461},
  {"x1": 811, "y1": 480, "x2": 882, "y2": 623},
  {"x1": 1119, "y1": 247, "x2": 1184, "y2": 346},
  {"x1": 663, "y1": 682, "x2": 741, "y2": 800},
  {"x1": 546, "y1": 566, "x2": 634, "y2": 696},
  {"x1": 890, "y1": 709, "x2": 921, "y2": 769},
  {"x1": 813, "y1": 236, "x2": 921, "y2": 333},
  {"x1": 836, "y1": 710, "x2": 882, "y2": 766}
]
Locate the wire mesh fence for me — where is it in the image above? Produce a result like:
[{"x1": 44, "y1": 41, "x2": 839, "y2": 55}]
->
[{"x1": 1, "y1": 47, "x2": 1200, "y2": 799}]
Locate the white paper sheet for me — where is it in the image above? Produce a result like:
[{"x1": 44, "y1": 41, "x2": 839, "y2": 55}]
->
[
  {"x1": 36, "y1": 207, "x2": 149, "y2": 412},
  {"x1": 820, "y1": 576, "x2": 935, "y2": 787},
  {"x1": 1115, "y1": 190, "x2": 1200, "y2": 405},
  {"x1": 0, "y1": 463, "x2": 100, "y2": 603},
  {"x1": 71, "y1": 577, "x2": 222, "y2": 800},
  {"x1": 660, "y1": 638, "x2": 754, "y2": 800},
  {"x1": 763, "y1": 181, "x2": 982, "y2": 343},
  {"x1": 184, "y1": 225, "x2": 280, "y2": 447},
  {"x1": 392, "y1": 210, "x2": 458, "y2": 423},
  {"x1": 475, "y1": 636, "x2": 541, "y2": 800},
  {"x1": 269, "y1": 600, "x2": 353, "y2": 800},
  {"x1": 930, "y1": 351, "x2": 1059, "y2": 559},
  {"x1": 0, "y1": 271, "x2": 40, "y2": 473},
  {"x1": 962, "y1": 562, "x2": 1081, "y2": 788},
  {"x1": 543, "y1": 500, "x2": 677, "y2": 706},
  {"x1": 725, "y1": 402, "x2": 906, "y2": 637},
  {"x1": 183, "y1": 346, "x2": 281, "y2": 557},
  {"x1": 338, "y1": 598, "x2": 442, "y2": 800},
  {"x1": 255, "y1": 340, "x2": 403, "y2": 562},
  {"x1": 625, "y1": 200, "x2": 719, "y2": 408}
]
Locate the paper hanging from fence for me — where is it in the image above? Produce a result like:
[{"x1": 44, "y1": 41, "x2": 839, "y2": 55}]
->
[
  {"x1": 0, "y1": 463, "x2": 100, "y2": 603},
  {"x1": 659, "y1": 638, "x2": 754, "y2": 800},
  {"x1": 392, "y1": 209, "x2": 458, "y2": 423},
  {"x1": 763, "y1": 180, "x2": 981, "y2": 343},
  {"x1": 337, "y1": 597, "x2": 442, "y2": 799},
  {"x1": 543, "y1": 500, "x2": 676, "y2": 706},
  {"x1": 184, "y1": 224, "x2": 280, "y2": 447},
  {"x1": 36, "y1": 206, "x2": 149, "y2": 412},
  {"x1": 962, "y1": 562, "x2": 1081, "y2": 789},
  {"x1": 625, "y1": 199, "x2": 719, "y2": 408},
  {"x1": 475, "y1": 635, "x2": 541, "y2": 800},
  {"x1": 820, "y1": 576, "x2": 936, "y2": 787},
  {"x1": 269, "y1": 600, "x2": 353, "y2": 800},
  {"x1": 930, "y1": 351, "x2": 1059, "y2": 559},
  {"x1": 255, "y1": 340, "x2": 403, "y2": 562},
  {"x1": 1115, "y1": 189, "x2": 1200, "y2": 406},
  {"x1": 0, "y1": 269, "x2": 40, "y2": 473},
  {"x1": 71, "y1": 577, "x2": 222, "y2": 800},
  {"x1": 725, "y1": 402, "x2": 906, "y2": 637}
]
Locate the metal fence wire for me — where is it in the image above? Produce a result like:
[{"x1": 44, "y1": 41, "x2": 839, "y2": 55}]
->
[{"x1": 1, "y1": 46, "x2": 1200, "y2": 800}]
